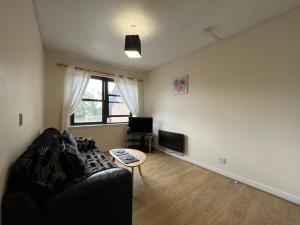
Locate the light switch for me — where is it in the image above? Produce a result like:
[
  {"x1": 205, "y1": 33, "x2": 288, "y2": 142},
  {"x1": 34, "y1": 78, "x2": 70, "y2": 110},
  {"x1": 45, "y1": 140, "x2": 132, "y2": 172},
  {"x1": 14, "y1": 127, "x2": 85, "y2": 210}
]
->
[{"x1": 19, "y1": 113, "x2": 23, "y2": 126}]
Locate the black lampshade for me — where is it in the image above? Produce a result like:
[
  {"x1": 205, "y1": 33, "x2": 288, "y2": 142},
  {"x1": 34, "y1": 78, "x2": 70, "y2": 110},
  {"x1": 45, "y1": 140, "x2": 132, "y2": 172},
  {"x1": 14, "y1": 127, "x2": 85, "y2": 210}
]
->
[{"x1": 124, "y1": 35, "x2": 141, "y2": 58}]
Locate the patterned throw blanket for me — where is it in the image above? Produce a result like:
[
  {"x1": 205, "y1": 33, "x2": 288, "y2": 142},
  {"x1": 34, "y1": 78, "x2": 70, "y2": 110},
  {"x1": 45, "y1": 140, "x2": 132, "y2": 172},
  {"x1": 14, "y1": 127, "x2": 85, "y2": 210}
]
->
[
  {"x1": 55, "y1": 149, "x2": 117, "y2": 191},
  {"x1": 82, "y1": 149, "x2": 116, "y2": 175},
  {"x1": 8, "y1": 129, "x2": 116, "y2": 205}
]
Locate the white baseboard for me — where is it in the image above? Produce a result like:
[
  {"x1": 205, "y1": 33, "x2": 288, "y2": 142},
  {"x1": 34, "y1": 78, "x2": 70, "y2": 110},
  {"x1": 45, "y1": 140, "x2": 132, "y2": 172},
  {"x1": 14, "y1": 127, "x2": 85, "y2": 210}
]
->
[{"x1": 155, "y1": 147, "x2": 300, "y2": 205}]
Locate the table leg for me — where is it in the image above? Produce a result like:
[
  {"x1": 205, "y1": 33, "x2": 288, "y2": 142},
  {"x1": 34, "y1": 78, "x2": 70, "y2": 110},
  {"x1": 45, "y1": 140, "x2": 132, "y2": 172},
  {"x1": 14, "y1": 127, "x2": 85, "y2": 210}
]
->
[{"x1": 138, "y1": 165, "x2": 143, "y2": 176}]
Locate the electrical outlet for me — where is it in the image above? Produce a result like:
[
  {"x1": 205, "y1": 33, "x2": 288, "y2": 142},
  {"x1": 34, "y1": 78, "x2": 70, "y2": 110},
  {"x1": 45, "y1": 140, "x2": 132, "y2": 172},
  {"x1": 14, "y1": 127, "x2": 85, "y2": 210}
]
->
[
  {"x1": 219, "y1": 157, "x2": 227, "y2": 164},
  {"x1": 19, "y1": 113, "x2": 23, "y2": 126}
]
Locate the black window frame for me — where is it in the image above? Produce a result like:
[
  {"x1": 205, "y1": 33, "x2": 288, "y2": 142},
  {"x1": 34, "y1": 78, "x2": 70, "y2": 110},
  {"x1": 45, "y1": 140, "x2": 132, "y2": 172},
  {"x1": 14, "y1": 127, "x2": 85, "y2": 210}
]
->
[{"x1": 70, "y1": 75, "x2": 131, "y2": 126}]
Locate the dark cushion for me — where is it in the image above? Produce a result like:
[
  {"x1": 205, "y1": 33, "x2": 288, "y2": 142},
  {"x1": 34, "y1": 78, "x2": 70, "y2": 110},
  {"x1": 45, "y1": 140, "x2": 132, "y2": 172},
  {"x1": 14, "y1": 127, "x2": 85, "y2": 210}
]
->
[
  {"x1": 8, "y1": 128, "x2": 69, "y2": 205},
  {"x1": 62, "y1": 130, "x2": 77, "y2": 149},
  {"x1": 81, "y1": 149, "x2": 116, "y2": 175},
  {"x1": 75, "y1": 137, "x2": 96, "y2": 152},
  {"x1": 60, "y1": 141, "x2": 87, "y2": 179}
]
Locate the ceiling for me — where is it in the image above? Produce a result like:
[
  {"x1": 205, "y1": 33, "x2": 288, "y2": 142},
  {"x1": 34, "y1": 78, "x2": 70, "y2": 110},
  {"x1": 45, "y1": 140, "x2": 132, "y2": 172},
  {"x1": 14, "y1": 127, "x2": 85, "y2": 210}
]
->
[{"x1": 33, "y1": 0, "x2": 300, "y2": 72}]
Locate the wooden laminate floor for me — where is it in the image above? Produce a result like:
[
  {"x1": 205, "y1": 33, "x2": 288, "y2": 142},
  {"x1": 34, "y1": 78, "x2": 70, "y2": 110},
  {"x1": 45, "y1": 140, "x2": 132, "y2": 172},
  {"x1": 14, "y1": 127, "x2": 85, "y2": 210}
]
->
[{"x1": 115, "y1": 150, "x2": 300, "y2": 225}]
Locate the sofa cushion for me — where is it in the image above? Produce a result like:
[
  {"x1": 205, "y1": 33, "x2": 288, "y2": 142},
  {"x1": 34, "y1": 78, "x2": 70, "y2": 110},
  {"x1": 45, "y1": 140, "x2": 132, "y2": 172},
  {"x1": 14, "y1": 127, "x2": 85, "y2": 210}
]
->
[
  {"x1": 8, "y1": 128, "x2": 70, "y2": 204},
  {"x1": 62, "y1": 130, "x2": 78, "y2": 149},
  {"x1": 9, "y1": 128, "x2": 88, "y2": 194},
  {"x1": 75, "y1": 137, "x2": 96, "y2": 152},
  {"x1": 60, "y1": 141, "x2": 87, "y2": 179},
  {"x1": 81, "y1": 149, "x2": 116, "y2": 175}
]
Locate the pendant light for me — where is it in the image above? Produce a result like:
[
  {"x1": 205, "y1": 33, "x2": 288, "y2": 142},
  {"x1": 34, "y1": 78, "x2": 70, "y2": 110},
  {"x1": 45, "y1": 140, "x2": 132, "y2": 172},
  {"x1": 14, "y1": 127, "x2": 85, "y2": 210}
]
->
[{"x1": 124, "y1": 25, "x2": 141, "y2": 58}]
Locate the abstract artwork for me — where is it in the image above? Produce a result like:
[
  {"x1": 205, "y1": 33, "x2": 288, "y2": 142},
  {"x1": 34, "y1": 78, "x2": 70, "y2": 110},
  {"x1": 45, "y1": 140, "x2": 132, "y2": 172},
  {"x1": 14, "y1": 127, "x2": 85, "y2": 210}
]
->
[{"x1": 173, "y1": 75, "x2": 188, "y2": 95}]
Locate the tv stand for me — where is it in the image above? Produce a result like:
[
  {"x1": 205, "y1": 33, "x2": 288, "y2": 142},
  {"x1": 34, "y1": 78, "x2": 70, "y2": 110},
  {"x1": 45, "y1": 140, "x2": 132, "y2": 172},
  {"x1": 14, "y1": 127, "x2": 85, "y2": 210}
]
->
[{"x1": 127, "y1": 132, "x2": 153, "y2": 153}]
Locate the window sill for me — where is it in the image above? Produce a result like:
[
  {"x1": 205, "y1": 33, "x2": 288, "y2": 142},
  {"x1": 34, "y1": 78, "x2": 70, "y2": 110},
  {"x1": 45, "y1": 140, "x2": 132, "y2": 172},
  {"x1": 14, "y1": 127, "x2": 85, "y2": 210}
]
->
[{"x1": 70, "y1": 123, "x2": 128, "y2": 129}]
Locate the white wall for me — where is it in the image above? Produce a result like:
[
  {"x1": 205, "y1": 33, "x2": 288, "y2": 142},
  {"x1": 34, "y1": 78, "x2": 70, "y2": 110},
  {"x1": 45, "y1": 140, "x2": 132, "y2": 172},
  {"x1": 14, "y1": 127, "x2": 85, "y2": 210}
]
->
[
  {"x1": 0, "y1": 0, "x2": 44, "y2": 198},
  {"x1": 147, "y1": 8, "x2": 300, "y2": 202},
  {"x1": 44, "y1": 51, "x2": 146, "y2": 150}
]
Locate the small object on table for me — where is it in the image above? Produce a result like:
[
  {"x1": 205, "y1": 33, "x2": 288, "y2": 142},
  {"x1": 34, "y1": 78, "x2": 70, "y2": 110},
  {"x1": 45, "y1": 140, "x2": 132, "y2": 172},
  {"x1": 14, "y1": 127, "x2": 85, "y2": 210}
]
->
[{"x1": 110, "y1": 149, "x2": 139, "y2": 164}]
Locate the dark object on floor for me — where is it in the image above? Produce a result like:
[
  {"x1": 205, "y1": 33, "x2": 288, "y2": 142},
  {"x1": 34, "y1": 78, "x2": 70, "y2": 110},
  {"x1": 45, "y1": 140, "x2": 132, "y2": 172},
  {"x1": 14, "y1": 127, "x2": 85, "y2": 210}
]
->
[{"x1": 1, "y1": 128, "x2": 133, "y2": 225}]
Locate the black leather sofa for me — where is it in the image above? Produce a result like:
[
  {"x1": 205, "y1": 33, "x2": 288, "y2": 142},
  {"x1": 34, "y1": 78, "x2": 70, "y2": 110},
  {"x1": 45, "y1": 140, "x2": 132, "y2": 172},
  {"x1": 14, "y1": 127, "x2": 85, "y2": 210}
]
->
[{"x1": 1, "y1": 128, "x2": 133, "y2": 225}]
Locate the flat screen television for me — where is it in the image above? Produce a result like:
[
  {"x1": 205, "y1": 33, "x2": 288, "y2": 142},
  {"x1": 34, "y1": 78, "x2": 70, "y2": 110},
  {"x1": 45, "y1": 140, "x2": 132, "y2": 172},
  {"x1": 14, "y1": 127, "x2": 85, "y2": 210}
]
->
[
  {"x1": 159, "y1": 130, "x2": 184, "y2": 155},
  {"x1": 128, "y1": 117, "x2": 153, "y2": 133}
]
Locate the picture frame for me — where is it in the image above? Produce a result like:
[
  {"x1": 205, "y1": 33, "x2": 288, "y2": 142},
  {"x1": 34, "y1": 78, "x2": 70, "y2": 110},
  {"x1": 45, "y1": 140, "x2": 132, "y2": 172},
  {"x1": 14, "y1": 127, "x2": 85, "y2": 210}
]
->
[{"x1": 173, "y1": 75, "x2": 188, "y2": 95}]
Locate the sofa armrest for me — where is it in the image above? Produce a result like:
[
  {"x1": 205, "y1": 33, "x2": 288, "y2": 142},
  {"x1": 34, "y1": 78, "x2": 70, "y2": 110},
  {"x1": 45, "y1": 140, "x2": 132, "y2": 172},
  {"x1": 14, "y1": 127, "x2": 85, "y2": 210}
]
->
[
  {"x1": 45, "y1": 168, "x2": 133, "y2": 225},
  {"x1": 2, "y1": 191, "x2": 44, "y2": 225}
]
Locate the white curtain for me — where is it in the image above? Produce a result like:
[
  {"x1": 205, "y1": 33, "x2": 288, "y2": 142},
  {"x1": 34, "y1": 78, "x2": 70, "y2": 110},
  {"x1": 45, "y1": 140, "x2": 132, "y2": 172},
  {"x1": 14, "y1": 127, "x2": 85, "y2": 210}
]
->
[
  {"x1": 114, "y1": 77, "x2": 139, "y2": 116},
  {"x1": 61, "y1": 66, "x2": 91, "y2": 130}
]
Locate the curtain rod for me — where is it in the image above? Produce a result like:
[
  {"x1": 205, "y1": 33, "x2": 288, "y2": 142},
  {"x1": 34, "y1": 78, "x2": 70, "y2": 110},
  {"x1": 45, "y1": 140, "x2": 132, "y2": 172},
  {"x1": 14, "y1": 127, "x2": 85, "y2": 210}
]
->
[{"x1": 56, "y1": 63, "x2": 143, "y2": 82}]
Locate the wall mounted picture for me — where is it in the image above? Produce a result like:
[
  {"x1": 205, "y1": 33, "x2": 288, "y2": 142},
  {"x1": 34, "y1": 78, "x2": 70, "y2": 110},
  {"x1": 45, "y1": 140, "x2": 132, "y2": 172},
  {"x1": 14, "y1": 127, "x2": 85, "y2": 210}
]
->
[{"x1": 173, "y1": 75, "x2": 188, "y2": 95}]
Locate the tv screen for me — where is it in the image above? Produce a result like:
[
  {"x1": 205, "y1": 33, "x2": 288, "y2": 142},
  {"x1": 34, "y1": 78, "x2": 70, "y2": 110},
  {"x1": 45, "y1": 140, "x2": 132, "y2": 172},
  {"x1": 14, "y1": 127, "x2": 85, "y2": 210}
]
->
[
  {"x1": 128, "y1": 117, "x2": 153, "y2": 133},
  {"x1": 159, "y1": 130, "x2": 184, "y2": 154}
]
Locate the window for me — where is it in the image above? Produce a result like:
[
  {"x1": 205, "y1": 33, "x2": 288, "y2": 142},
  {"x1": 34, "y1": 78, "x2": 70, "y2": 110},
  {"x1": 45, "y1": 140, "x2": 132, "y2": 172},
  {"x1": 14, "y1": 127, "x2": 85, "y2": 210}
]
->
[{"x1": 71, "y1": 76, "x2": 130, "y2": 125}]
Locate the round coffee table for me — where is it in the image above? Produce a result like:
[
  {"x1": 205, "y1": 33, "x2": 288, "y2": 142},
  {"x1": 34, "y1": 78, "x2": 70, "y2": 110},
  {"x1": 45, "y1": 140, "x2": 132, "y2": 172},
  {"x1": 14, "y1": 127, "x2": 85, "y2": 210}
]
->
[{"x1": 109, "y1": 148, "x2": 146, "y2": 176}]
